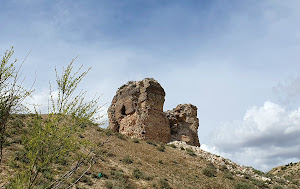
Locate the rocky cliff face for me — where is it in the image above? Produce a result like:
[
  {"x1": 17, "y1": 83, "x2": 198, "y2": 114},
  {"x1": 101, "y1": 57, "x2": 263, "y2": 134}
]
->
[
  {"x1": 166, "y1": 104, "x2": 200, "y2": 146},
  {"x1": 108, "y1": 78, "x2": 200, "y2": 146},
  {"x1": 107, "y1": 78, "x2": 170, "y2": 143}
]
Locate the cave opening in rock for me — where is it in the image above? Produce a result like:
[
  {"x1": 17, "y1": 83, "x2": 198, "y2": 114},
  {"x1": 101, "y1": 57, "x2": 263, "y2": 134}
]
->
[{"x1": 121, "y1": 105, "x2": 126, "y2": 116}]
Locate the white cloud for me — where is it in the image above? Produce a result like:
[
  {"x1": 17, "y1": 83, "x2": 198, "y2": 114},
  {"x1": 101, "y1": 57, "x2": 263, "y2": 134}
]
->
[{"x1": 204, "y1": 101, "x2": 300, "y2": 172}]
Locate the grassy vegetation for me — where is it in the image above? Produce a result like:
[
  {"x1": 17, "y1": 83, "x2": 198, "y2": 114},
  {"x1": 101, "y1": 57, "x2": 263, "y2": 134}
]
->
[{"x1": 1, "y1": 118, "x2": 299, "y2": 188}]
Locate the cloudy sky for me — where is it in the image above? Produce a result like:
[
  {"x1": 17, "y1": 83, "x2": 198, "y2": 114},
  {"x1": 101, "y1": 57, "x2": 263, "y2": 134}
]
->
[{"x1": 1, "y1": 0, "x2": 300, "y2": 171}]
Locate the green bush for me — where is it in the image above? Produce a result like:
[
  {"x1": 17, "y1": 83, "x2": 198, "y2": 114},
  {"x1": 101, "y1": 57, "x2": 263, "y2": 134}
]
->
[
  {"x1": 252, "y1": 168, "x2": 264, "y2": 176},
  {"x1": 104, "y1": 129, "x2": 114, "y2": 136},
  {"x1": 168, "y1": 144, "x2": 177, "y2": 148},
  {"x1": 121, "y1": 156, "x2": 133, "y2": 164},
  {"x1": 157, "y1": 144, "x2": 166, "y2": 152},
  {"x1": 116, "y1": 132, "x2": 127, "y2": 140},
  {"x1": 272, "y1": 185, "x2": 283, "y2": 189},
  {"x1": 159, "y1": 178, "x2": 171, "y2": 189},
  {"x1": 202, "y1": 163, "x2": 217, "y2": 177},
  {"x1": 80, "y1": 175, "x2": 93, "y2": 186},
  {"x1": 235, "y1": 182, "x2": 255, "y2": 189},
  {"x1": 224, "y1": 171, "x2": 234, "y2": 180},
  {"x1": 105, "y1": 181, "x2": 113, "y2": 189},
  {"x1": 132, "y1": 168, "x2": 144, "y2": 179},
  {"x1": 186, "y1": 148, "x2": 196, "y2": 156}
]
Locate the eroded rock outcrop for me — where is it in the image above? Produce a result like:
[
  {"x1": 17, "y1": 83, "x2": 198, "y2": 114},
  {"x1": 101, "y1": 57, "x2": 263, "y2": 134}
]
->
[
  {"x1": 107, "y1": 78, "x2": 170, "y2": 143},
  {"x1": 108, "y1": 78, "x2": 200, "y2": 146},
  {"x1": 166, "y1": 104, "x2": 200, "y2": 146}
]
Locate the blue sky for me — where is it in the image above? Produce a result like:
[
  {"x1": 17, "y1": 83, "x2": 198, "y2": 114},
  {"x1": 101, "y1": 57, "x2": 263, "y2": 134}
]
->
[{"x1": 1, "y1": 0, "x2": 300, "y2": 171}]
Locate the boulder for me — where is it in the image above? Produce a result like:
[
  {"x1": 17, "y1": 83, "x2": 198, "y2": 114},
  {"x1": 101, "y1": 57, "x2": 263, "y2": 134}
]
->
[
  {"x1": 166, "y1": 104, "x2": 200, "y2": 146},
  {"x1": 107, "y1": 78, "x2": 170, "y2": 143}
]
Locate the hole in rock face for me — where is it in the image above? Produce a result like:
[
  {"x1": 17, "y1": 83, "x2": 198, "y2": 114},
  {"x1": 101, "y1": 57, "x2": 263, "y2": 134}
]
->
[{"x1": 121, "y1": 105, "x2": 126, "y2": 116}]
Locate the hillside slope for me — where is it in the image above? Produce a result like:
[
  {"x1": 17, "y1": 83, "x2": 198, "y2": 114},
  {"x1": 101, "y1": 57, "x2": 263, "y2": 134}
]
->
[{"x1": 0, "y1": 115, "x2": 299, "y2": 189}]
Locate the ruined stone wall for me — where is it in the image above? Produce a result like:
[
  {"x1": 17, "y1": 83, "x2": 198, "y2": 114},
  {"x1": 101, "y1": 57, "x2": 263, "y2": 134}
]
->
[
  {"x1": 107, "y1": 78, "x2": 170, "y2": 143},
  {"x1": 108, "y1": 78, "x2": 200, "y2": 146},
  {"x1": 166, "y1": 104, "x2": 200, "y2": 146}
]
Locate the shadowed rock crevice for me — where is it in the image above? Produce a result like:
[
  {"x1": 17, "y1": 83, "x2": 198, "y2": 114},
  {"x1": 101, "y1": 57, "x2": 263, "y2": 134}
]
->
[{"x1": 108, "y1": 78, "x2": 200, "y2": 146}]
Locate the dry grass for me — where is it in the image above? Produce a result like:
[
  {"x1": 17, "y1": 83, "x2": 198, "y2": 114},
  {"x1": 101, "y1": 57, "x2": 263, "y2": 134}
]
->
[{"x1": 1, "y1": 114, "x2": 299, "y2": 189}]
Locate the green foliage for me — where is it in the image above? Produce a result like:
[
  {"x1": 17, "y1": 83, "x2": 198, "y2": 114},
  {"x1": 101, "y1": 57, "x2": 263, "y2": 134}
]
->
[
  {"x1": 158, "y1": 160, "x2": 163, "y2": 164},
  {"x1": 168, "y1": 144, "x2": 177, "y2": 148},
  {"x1": 108, "y1": 169, "x2": 136, "y2": 189},
  {"x1": 132, "y1": 168, "x2": 144, "y2": 179},
  {"x1": 132, "y1": 138, "x2": 140, "y2": 143},
  {"x1": 115, "y1": 132, "x2": 126, "y2": 140},
  {"x1": 186, "y1": 148, "x2": 196, "y2": 156},
  {"x1": 224, "y1": 171, "x2": 234, "y2": 180},
  {"x1": 202, "y1": 163, "x2": 217, "y2": 177},
  {"x1": 0, "y1": 47, "x2": 33, "y2": 164},
  {"x1": 157, "y1": 144, "x2": 166, "y2": 152},
  {"x1": 104, "y1": 129, "x2": 114, "y2": 136},
  {"x1": 159, "y1": 178, "x2": 171, "y2": 189},
  {"x1": 50, "y1": 59, "x2": 102, "y2": 125},
  {"x1": 235, "y1": 182, "x2": 255, "y2": 189},
  {"x1": 121, "y1": 155, "x2": 133, "y2": 164},
  {"x1": 7, "y1": 58, "x2": 103, "y2": 188},
  {"x1": 272, "y1": 185, "x2": 283, "y2": 189},
  {"x1": 146, "y1": 140, "x2": 157, "y2": 146},
  {"x1": 252, "y1": 168, "x2": 265, "y2": 176},
  {"x1": 80, "y1": 175, "x2": 93, "y2": 186}
]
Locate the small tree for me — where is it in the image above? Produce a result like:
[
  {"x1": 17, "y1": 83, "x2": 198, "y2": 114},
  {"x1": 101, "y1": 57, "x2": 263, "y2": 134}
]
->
[
  {"x1": 8, "y1": 58, "x2": 103, "y2": 188},
  {"x1": 0, "y1": 47, "x2": 33, "y2": 164}
]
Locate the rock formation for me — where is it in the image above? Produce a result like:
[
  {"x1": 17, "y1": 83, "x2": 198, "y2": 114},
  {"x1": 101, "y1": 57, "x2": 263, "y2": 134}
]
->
[
  {"x1": 108, "y1": 78, "x2": 200, "y2": 146},
  {"x1": 107, "y1": 78, "x2": 170, "y2": 143},
  {"x1": 166, "y1": 104, "x2": 200, "y2": 146}
]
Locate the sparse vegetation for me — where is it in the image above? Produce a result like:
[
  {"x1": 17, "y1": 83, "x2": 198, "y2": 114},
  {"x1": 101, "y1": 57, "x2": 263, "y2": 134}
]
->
[
  {"x1": 121, "y1": 155, "x2": 133, "y2": 164},
  {"x1": 158, "y1": 178, "x2": 171, "y2": 189},
  {"x1": 235, "y1": 182, "x2": 255, "y2": 189},
  {"x1": 157, "y1": 144, "x2": 166, "y2": 152},
  {"x1": 186, "y1": 148, "x2": 196, "y2": 156},
  {"x1": 0, "y1": 47, "x2": 33, "y2": 164},
  {"x1": 203, "y1": 163, "x2": 217, "y2": 177},
  {"x1": 132, "y1": 138, "x2": 140, "y2": 143},
  {"x1": 168, "y1": 144, "x2": 177, "y2": 148},
  {"x1": 146, "y1": 140, "x2": 157, "y2": 146}
]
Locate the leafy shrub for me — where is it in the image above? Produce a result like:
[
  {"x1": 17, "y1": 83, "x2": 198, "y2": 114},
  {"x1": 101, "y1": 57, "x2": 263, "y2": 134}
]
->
[
  {"x1": 203, "y1": 163, "x2": 217, "y2": 177},
  {"x1": 105, "y1": 181, "x2": 113, "y2": 189},
  {"x1": 273, "y1": 185, "x2": 283, "y2": 189},
  {"x1": 158, "y1": 160, "x2": 163, "y2": 164},
  {"x1": 116, "y1": 132, "x2": 127, "y2": 140},
  {"x1": 80, "y1": 175, "x2": 93, "y2": 186},
  {"x1": 104, "y1": 129, "x2": 114, "y2": 136},
  {"x1": 224, "y1": 171, "x2": 234, "y2": 180},
  {"x1": 180, "y1": 147, "x2": 185, "y2": 150},
  {"x1": 121, "y1": 156, "x2": 133, "y2": 164},
  {"x1": 168, "y1": 144, "x2": 177, "y2": 148},
  {"x1": 157, "y1": 144, "x2": 166, "y2": 152},
  {"x1": 186, "y1": 148, "x2": 196, "y2": 156},
  {"x1": 235, "y1": 182, "x2": 255, "y2": 189},
  {"x1": 132, "y1": 168, "x2": 144, "y2": 179},
  {"x1": 159, "y1": 178, "x2": 171, "y2": 189},
  {"x1": 252, "y1": 168, "x2": 264, "y2": 176}
]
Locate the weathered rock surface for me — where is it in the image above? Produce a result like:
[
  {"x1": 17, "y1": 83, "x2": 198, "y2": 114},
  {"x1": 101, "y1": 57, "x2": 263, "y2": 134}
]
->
[
  {"x1": 107, "y1": 78, "x2": 171, "y2": 143},
  {"x1": 108, "y1": 78, "x2": 200, "y2": 146},
  {"x1": 166, "y1": 104, "x2": 200, "y2": 146}
]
